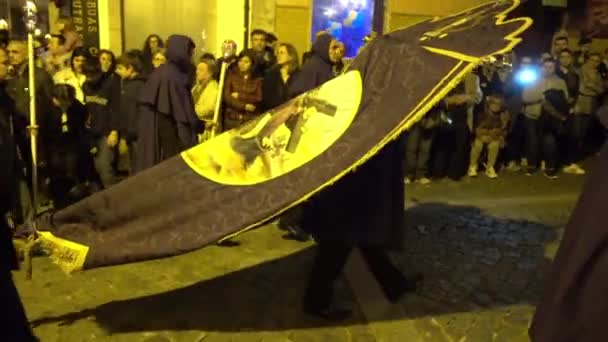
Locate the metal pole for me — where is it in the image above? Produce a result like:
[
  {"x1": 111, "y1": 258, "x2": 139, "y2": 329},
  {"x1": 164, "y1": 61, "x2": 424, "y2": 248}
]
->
[
  {"x1": 210, "y1": 61, "x2": 228, "y2": 138},
  {"x1": 210, "y1": 39, "x2": 237, "y2": 138},
  {"x1": 23, "y1": 0, "x2": 38, "y2": 281}
]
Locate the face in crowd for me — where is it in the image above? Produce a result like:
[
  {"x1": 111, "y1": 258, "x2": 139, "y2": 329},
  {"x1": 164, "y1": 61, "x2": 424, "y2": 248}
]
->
[
  {"x1": 587, "y1": 54, "x2": 602, "y2": 69},
  {"x1": 152, "y1": 51, "x2": 166, "y2": 68},
  {"x1": 115, "y1": 63, "x2": 134, "y2": 80},
  {"x1": 559, "y1": 50, "x2": 572, "y2": 68},
  {"x1": 7, "y1": 41, "x2": 27, "y2": 66},
  {"x1": 99, "y1": 52, "x2": 114, "y2": 73},
  {"x1": 542, "y1": 59, "x2": 556, "y2": 77},
  {"x1": 48, "y1": 36, "x2": 63, "y2": 54},
  {"x1": 276, "y1": 45, "x2": 292, "y2": 66},
  {"x1": 196, "y1": 62, "x2": 212, "y2": 82},
  {"x1": 72, "y1": 55, "x2": 86, "y2": 74},
  {"x1": 328, "y1": 39, "x2": 342, "y2": 63},
  {"x1": 251, "y1": 33, "x2": 266, "y2": 53},
  {"x1": 148, "y1": 36, "x2": 161, "y2": 53},
  {"x1": 238, "y1": 55, "x2": 253, "y2": 74},
  {"x1": 553, "y1": 37, "x2": 568, "y2": 55}
]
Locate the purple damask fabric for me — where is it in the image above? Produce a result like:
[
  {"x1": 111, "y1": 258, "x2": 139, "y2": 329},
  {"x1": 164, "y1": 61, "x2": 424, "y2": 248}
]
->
[{"x1": 35, "y1": 1, "x2": 530, "y2": 270}]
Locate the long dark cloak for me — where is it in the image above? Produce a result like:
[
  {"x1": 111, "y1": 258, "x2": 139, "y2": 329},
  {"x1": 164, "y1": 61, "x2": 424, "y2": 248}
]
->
[
  {"x1": 529, "y1": 107, "x2": 608, "y2": 342},
  {"x1": 136, "y1": 35, "x2": 200, "y2": 172},
  {"x1": 31, "y1": 1, "x2": 532, "y2": 272}
]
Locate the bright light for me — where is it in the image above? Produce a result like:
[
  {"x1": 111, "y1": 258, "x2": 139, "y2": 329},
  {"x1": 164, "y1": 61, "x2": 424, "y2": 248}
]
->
[
  {"x1": 34, "y1": 28, "x2": 41, "y2": 36},
  {"x1": 0, "y1": 19, "x2": 7, "y2": 30},
  {"x1": 516, "y1": 68, "x2": 539, "y2": 85},
  {"x1": 324, "y1": 8, "x2": 336, "y2": 17}
]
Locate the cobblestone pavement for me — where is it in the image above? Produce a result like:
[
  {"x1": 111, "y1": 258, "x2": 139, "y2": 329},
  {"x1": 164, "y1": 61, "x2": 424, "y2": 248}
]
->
[{"x1": 13, "y1": 171, "x2": 585, "y2": 341}]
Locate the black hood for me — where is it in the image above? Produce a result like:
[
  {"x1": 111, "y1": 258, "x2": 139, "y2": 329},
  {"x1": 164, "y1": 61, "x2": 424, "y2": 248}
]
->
[
  {"x1": 311, "y1": 33, "x2": 334, "y2": 64},
  {"x1": 166, "y1": 35, "x2": 195, "y2": 72}
]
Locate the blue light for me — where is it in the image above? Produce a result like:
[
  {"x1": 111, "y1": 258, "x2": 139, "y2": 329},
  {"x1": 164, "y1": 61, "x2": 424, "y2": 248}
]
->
[{"x1": 516, "y1": 67, "x2": 539, "y2": 85}]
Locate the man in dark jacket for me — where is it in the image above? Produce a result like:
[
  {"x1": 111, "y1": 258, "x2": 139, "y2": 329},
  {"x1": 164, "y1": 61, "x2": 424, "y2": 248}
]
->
[
  {"x1": 136, "y1": 35, "x2": 200, "y2": 173},
  {"x1": 115, "y1": 50, "x2": 146, "y2": 173},
  {"x1": 0, "y1": 58, "x2": 38, "y2": 340},
  {"x1": 6, "y1": 40, "x2": 54, "y2": 223},
  {"x1": 82, "y1": 55, "x2": 119, "y2": 188}
]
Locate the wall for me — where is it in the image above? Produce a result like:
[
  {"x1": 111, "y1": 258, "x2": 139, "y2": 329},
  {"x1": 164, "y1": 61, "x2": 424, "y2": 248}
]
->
[
  {"x1": 275, "y1": 0, "x2": 310, "y2": 57},
  {"x1": 388, "y1": 0, "x2": 487, "y2": 32}
]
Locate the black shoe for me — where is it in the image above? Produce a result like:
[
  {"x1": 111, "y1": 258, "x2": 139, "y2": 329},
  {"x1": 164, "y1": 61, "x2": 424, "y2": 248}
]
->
[
  {"x1": 216, "y1": 239, "x2": 241, "y2": 247},
  {"x1": 304, "y1": 305, "x2": 353, "y2": 322},
  {"x1": 385, "y1": 273, "x2": 423, "y2": 303}
]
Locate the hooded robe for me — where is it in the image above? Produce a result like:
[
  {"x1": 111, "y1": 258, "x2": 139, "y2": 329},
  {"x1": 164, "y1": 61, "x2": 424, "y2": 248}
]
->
[
  {"x1": 136, "y1": 35, "x2": 200, "y2": 173},
  {"x1": 529, "y1": 105, "x2": 608, "y2": 342}
]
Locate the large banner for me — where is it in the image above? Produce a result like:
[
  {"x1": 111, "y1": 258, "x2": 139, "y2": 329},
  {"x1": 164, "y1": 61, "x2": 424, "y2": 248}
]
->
[
  {"x1": 34, "y1": 1, "x2": 532, "y2": 274},
  {"x1": 71, "y1": 0, "x2": 100, "y2": 48}
]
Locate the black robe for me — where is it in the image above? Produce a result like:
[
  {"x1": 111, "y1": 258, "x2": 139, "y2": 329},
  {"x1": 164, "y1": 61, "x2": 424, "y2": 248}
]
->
[
  {"x1": 530, "y1": 106, "x2": 608, "y2": 341},
  {"x1": 136, "y1": 35, "x2": 200, "y2": 173}
]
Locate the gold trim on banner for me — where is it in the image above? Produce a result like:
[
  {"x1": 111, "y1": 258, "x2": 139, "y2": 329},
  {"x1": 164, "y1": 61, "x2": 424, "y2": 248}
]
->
[{"x1": 37, "y1": 231, "x2": 89, "y2": 274}]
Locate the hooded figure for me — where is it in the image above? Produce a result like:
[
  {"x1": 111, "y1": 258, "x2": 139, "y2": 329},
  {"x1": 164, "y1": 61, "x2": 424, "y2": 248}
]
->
[
  {"x1": 289, "y1": 33, "x2": 337, "y2": 97},
  {"x1": 136, "y1": 35, "x2": 200, "y2": 173},
  {"x1": 529, "y1": 106, "x2": 608, "y2": 342}
]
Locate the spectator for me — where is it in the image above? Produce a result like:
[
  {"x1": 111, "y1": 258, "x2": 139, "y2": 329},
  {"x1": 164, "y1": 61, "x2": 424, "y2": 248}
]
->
[
  {"x1": 556, "y1": 49, "x2": 579, "y2": 103},
  {"x1": 54, "y1": 46, "x2": 91, "y2": 103},
  {"x1": 551, "y1": 35, "x2": 569, "y2": 60},
  {"x1": 565, "y1": 52, "x2": 605, "y2": 175},
  {"x1": 6, "y1": 40, "x2": 54, "y2": 222},
  {"x1": 468, "y1": 95, "x2": 510, "y2": 179},
  {"x1": 142, "y1": 34, "x2": 165, "y2": 74},
  {"x1": 404, "y1": 106, "x2": 443, "y2": 184},
  {"x1": 99, "y1": 49, "x2": 116, "y2": 74},
  {"x1": 1, "y1": 47, "x2": 37, "y2": 338},
  {"x1": 44, "y1": 84, "x2": 94, "y2": 208},
  {"x1": 504, "y1": 56, "x2": 533, "y2": 171},
  {"x1": 249, "y1": 29, "x2": 276, "y2": 77},
  {"x1": 522, "y1": 58, "x2": 569, "y2": 178},
  {"x1": 574, "y1": 37, "x2": 592, "y2": 68},
  {"x1": 222, "y1": 49, "x2": 263, "y2": 131},
  {"x1": 192, "y1": 57, "x2": 219, "y2": 130},
  {"x1": 262, "y1": 43, "x2": 300, "y2": 112},
  {"x1": 115, "y1": 50, "x2": 146, "y2": 174},
  {"x1": 82, "y1": 54, "x2": 119, "y2": 188}
]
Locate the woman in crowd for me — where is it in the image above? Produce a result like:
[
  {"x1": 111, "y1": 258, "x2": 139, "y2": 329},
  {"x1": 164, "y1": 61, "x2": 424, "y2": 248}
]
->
[
  {"x1": 222, "y1": 49, "x2": 263, "y2": 131},
  {"x1": 142, "y1": 34, "x2": 165, "y2": 73},
  {"x1": 53, "y1": 46, "x2": 90, "y2": 103},
  {"x1": 192, "y1": 57, "x2": 219, "y2": 133},
  {"x1": 99, "y1": 49, "x2": 117, "y2": 74},
  {"x1": 262, "y1": 43, "x2": 299, "y2": 112}
]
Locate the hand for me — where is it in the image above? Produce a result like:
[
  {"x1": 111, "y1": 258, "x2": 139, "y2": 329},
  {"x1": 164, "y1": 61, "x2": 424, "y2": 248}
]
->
[
  {"x1": 231, "y1": 92, "x2": 239, "y2": 99},
  {"x1": 107, "y1": 131, "x2": 119, "y2": 147},
  {"x1": 245, "y1": 104, "x2": 256, "y2": 112},
  {"x1": 118, "y1": 139, "x2": 128, "y2": 155},
  {"x1": 26, "y1": 125, "x2": 39, "y2": 137}
]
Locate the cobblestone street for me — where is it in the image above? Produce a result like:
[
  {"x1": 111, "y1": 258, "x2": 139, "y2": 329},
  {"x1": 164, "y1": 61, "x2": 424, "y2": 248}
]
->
[{"x1": 14, "y1": 171, "x2": 585, "y2": 341}]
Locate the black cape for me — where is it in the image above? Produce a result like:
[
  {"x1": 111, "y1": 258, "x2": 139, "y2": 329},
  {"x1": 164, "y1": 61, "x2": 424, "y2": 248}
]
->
[
  {"x1": 530, "y1": 106, "x2": 608, "y2": 342},
  {"x1": 136, "y1": 35, "x2": 200, "y2": 172}
]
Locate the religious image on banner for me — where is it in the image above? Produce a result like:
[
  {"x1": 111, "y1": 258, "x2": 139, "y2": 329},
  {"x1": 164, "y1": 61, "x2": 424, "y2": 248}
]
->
[
  {"x1": 585, "y1": 0, "x2": 608, "y2": 38},
  {"x1": 183, "y1": 71, "x2": 362, "y2": 185}
]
